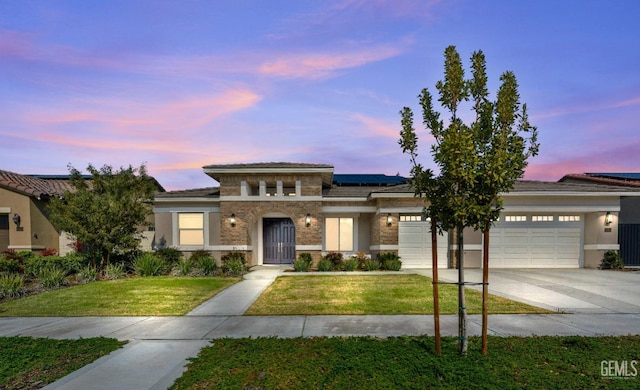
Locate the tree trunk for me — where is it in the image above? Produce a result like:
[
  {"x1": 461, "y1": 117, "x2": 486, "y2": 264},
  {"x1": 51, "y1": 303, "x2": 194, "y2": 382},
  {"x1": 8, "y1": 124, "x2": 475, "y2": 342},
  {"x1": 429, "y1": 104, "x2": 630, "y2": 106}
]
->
[
  {"x1": 457, "y1": 224, "x2": 467, "y2": 355},
  {"x1": 482, "y1": 229, "x2": 489, "y2": 355},
  {"x1": 431, "y1": 218, "x2": 441, "y2": 355}
]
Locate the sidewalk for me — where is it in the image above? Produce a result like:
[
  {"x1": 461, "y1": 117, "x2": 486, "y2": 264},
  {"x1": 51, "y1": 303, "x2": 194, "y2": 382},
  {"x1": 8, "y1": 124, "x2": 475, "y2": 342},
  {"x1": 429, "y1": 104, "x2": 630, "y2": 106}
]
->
[{"x1": 0, "y1": 267, "x2": 636, "y2": 389}]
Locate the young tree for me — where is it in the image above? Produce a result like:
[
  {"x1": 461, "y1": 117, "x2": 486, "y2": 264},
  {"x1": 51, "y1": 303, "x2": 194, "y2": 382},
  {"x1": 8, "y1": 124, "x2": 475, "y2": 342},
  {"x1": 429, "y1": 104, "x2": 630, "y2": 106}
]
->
[
  {"x1": 48, "y1": 164, "x2": 157, "y2": 272},
  {"x1": 399, "y1": 46, "x2": 538, "y2": 355}
]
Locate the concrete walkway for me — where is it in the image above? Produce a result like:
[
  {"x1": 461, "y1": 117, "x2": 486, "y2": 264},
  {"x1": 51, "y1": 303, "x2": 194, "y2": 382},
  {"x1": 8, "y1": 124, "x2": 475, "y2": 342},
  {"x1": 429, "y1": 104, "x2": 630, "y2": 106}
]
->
[{"x1": 0, "y1": 267, "x2": 637, "y2": 389}]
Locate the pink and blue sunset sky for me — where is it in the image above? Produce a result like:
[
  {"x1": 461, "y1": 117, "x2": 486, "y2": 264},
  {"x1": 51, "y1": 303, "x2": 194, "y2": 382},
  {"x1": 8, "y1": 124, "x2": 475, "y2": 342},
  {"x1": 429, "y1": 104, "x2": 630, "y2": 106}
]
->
[{"x1": 1, "y1": 0, "x2": 639, "y2": 190}]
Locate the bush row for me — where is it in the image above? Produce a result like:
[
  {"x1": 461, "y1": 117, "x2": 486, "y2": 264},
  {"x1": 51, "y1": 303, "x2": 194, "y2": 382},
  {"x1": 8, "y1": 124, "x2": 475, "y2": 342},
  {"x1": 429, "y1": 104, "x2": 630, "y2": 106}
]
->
[
  {"x1": 0, "y1": 249, "x2": 245, "y2": 299},
  {"x1": 293, "y1": 252, "x2": 402, "y2": 272}
]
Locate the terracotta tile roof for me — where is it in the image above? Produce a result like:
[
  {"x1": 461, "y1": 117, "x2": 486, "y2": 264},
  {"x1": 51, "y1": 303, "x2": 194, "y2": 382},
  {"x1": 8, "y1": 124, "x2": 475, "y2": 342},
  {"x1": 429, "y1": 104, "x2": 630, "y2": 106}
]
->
[
  {"x1": 560, "y1": 173, "x2": 640, "y2": 188},
  {"x1": 0, "y1": 170, "x2": 76, "y2": 198}
]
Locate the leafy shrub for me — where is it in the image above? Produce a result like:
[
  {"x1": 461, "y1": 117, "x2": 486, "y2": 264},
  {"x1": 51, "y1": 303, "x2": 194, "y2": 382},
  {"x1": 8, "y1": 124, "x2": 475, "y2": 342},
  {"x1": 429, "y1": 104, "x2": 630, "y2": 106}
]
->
[
  {"x1": 342, "y1": 258, "x2": 359, "y2": 271},
  {"x1": 104, "y1": 262, "x2": 127, "y2": 280},
  {"x1": 38, "y1": 265, "x2": 67, "y2": 289},
  {"x1": 293, "y1": 253, "x2": 313, "y2": 272},
  {"x1": 221, "y1": 252, "x2": 246, "y2": 276},
  {"x1": 175, "y1": 258, "x2": 193, "y2": 276},
  {"x1": 363, "y1": 258, "x2": 381, "y2": 271},
  {"x1": 351, "y1": 251, "x2": 370, "y2": 269},
  {"x1": 77, "y1": 266, "x2": 98, "y2": 283},
  {"x1": 221, "y1": 251, "x2": 246, "y2": 265},
  {"x1": 323, "y1": 252, "x2": 343, "y2": 270},
  {"x1": 25, "y1": 255, "x2": 83, "y2": 278},
  {"x1": 191, "y1": 250, "x2": 217, "y2": 276},
  {"x1": 133, "y1": 252, "x2": 167, "y2": 276},
  {"x1": 222, "y1": 259, "x2": 245, "y2": 276},
  {"x1": 0, "y1": 256, "x2": 22, "y2": 274},
  {"x1": 317, "y1": 258, "x2": 333, "y2": 272},
  {"x1": 156, "y1": 247, "x2": 183, "y2": 265},
  {"x1": 600, "y1": 250, "x2": 624, "y2": 269},
  {"x1": 0, "y1": 273, "x2": 24, "y2": 298},
  {"x1": 383, "y1": 259, "x2": 402, "y2": 271},
  {"x1": 378, "y1": 252, "x2": 402, "y2": 271}
]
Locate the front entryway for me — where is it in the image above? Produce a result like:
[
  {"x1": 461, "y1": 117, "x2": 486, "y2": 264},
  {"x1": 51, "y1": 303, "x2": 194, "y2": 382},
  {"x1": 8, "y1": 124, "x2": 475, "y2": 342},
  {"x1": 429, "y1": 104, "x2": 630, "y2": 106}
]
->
[{"x1": 263, "y1": 218, "x2": 296, "y2": 264}]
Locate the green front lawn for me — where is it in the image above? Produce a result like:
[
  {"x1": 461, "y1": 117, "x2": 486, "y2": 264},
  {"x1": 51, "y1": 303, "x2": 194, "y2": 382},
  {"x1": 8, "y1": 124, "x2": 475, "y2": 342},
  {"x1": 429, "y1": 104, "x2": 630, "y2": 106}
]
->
[
  {"x1": 171, "y1": 336, "x2": 640, "y2": 389},
  {"x1": 0, "y1": 277, "x2": 239, "y2": 316},
  {"x1": 0, "y1": 336, "x2": 126, "y2": 389},
  {"x1": 246, "y1": 274, "x2": 550, "y2": 315}
]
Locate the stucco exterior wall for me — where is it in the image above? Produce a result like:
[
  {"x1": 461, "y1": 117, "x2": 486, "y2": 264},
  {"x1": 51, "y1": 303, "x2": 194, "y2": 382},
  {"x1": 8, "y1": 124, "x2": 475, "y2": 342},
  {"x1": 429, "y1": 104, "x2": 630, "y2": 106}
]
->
[{"x1": 0, "y1": 187, "x2": 59, "y2": 252}]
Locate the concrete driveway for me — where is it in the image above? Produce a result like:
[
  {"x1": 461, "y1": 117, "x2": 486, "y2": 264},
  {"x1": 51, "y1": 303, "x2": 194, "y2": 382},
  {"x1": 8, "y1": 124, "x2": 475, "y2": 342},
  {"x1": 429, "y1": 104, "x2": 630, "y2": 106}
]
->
[{"x1": 425, "y1": 268, "x2": 640, "y2": 314}]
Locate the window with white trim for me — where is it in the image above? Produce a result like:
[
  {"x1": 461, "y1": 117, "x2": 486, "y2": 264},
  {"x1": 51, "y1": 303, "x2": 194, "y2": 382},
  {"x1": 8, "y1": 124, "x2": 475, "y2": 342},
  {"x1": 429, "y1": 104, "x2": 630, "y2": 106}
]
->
[
  {"x1": 558, "y1": 215, "x2": 581, "y2": 222},
  {"x1": 505, "y1": 215, "x2": 527, "y2": 222},
  {"x1": 178, "y1": 213, "x2": 204, "y2": 245},
  {"x1": 400, "y1": 215, "x2": 421, "y2": 222},
  {"x1": 532, "y1": 215, "x2": 553, "y2": 222},
  {"x1": 325, "y1": 217, "x2": 353, "y2": 251}
]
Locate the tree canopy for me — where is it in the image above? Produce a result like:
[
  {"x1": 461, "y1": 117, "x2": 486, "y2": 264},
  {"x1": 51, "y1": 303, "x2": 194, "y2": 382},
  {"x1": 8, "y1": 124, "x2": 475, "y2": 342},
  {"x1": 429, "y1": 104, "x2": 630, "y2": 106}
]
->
[
  {"x1": 48, "y1": 164, "x2": 157, "y2": 269},
  {"x1": 399, "y1": 46, "x2": 539, "y2": 354}
]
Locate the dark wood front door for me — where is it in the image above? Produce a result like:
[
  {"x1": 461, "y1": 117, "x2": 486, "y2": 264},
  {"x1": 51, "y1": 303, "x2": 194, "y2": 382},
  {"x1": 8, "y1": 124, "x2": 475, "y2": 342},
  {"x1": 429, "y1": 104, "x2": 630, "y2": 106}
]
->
[{"x1": 263, "y1": 218, "x2": 296, "y2": 264}]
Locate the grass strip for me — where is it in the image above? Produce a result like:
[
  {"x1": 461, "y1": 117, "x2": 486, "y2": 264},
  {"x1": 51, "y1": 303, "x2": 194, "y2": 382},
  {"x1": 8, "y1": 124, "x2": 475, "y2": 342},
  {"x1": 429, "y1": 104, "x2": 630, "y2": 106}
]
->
[
  {"x1": 171, "y1": 336, "x2": 640, "y2": 389},
  {"x1": 0, "y1": 277, "x2": 239, "y2": 316},
  {"x1": 0, "y1": 336, "x2": 126, "y2": 389},
  {"x1": 246, "y1": 274, "x2": 549, "y2": 315}
]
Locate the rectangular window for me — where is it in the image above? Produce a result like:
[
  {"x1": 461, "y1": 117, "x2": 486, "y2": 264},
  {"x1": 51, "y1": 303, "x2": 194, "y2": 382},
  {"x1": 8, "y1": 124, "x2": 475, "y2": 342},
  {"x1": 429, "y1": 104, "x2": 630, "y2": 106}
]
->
[
  {"x1": 178, "y1": 213, "x2": 204, "y2": 245},
  {"x1": 400, "y1": 215, "x2": 422, "y2": 222},
  {"x1": 559, "y1": 215, "x2": 580, "y2": 222},
  {"x1": 325, "y1": 217, "x2": 354, "y2": 251},
  {"x1": 505, "y1": 215, "x2": 527, "y2": 222},
  {"x1": 532, "y1": 215, "x2": 553, "y2": 222}
]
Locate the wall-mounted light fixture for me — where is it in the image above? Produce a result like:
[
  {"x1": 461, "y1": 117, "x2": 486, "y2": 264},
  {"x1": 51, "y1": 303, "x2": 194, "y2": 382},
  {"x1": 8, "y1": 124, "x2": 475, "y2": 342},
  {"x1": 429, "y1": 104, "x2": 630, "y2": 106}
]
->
[
  {"x1": 305, "y1": 213, "x2": 311, "y2": 227},
  {"x1": 387, "y1": 213, "x2": 393, "y2": 226},
  {"x1": 605, "y1": 212, "x2": 613, "y2": 226},
  {"x1": 230, "y1": 213, "x2": 236, "y2": 227},
  {"x1": 12, "y1": 213, "x2": 22, "y2": 231}
]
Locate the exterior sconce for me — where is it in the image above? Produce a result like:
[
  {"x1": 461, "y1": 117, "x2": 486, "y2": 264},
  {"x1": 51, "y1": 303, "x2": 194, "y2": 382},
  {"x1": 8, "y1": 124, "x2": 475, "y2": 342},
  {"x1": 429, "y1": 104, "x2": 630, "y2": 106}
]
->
[
  {"x1": 387, "y1": 213, "x2": 393, "y2": 226},
  {"x1": 12, "y1": 213, "x2": 22, "y2": 231},
  {"x1": 305, "y1": 213, "x2": 311, "y2": 227},
  {"x1": 605, "y1": 212, "x2": 613, "y2": 226},
  {"x1": 230, "y1": 213, "x2": 236, "y2": 227}
]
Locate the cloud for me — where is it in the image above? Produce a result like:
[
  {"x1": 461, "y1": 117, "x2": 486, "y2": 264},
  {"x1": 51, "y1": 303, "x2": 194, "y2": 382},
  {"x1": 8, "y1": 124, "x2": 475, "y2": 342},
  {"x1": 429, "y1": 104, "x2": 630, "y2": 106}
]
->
[
  {"x1": 28, "y1": 89, "x2": 261, "y2": 133},
  {"x1": 258, "y1": 44, "x2": 405, "y2": 79},
  {"x1": 533, "y1": 94, "x2": 640, "y2": 121},
  {"x1": 525, "y1": 138, "x2": 640, "y2": 181}
]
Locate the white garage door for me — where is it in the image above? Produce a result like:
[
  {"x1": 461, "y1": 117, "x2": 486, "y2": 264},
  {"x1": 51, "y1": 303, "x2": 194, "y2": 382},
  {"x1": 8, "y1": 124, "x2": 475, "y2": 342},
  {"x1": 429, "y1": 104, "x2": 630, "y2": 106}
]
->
[
  {"x1": 398, "y1": 219, "x2": 448, "y2": 268},
  {"x1": 488, "y1": 216, "x2": 582, "y2": 268}
]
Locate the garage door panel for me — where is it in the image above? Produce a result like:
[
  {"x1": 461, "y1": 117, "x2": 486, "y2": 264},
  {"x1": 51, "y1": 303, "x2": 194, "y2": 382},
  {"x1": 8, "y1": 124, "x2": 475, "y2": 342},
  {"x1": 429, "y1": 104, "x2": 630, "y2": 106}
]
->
[
  {"x1": 489, "y1": 226, "x2": 580, "y2": 268},
  {"x1": 399, "y1": 222, "x2": 448, "y2": 268}
]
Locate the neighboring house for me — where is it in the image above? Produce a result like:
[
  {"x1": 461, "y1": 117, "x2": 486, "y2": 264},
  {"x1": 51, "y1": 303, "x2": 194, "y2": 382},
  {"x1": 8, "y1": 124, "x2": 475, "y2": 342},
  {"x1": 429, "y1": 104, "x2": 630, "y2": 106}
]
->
[
  {"x1": 0, "y1": 169, "x2": 160, "y2": 255},
  {"x1": 153, "y1": 162, "x2": 640, "y2": 269},
  {"x1": 560, "y1": 173, "x2": 640, "y2": 266}
]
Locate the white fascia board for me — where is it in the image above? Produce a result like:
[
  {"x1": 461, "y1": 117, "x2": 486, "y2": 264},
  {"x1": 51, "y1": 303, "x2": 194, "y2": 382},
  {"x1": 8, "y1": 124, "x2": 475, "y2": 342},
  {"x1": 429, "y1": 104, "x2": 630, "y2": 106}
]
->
[
  {"x1": 154, "y1": 206, "x2": 220, "y2": 213},
  {"x1": 322, "y1": 206, "x2": 378, "y2": 213},
  {"x1": 154, "y1": 197, "x2": 219, "y2": 203},
  {"x1": 370, "y1": 192, "x2": 417, "y2": 199},
  {"x1": 322, "y1": 197, "x2": 370, "y2": 202},
  {"x1": 502, "y1": 205, "x2": 621, "y2": 212},
  {"x1": 504, "y1": 191, "x2": 640, "y2": 197},
  {"x1": 378, "y1": 207, "x2": 426, "y2": 214},
  {"x1": 204, "y1": 167, "x2": 333, "y2": 175}
]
